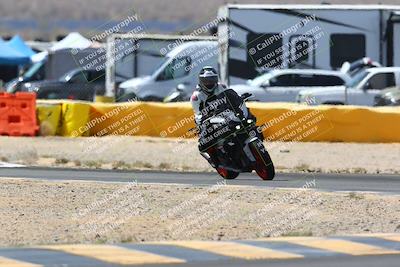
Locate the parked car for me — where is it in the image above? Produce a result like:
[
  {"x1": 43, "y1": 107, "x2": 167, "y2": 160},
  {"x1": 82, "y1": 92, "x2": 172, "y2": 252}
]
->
[
  {"x1": 231, "y1": 69, "x2": 350, "y2": 102},
  {"x1": 6, "y1": 48, "x2": 106, "y2": 93},
  {"x1": 117, "y1": 41, "x2": 218, "y2": 102},
  {"x1": 6, "y1": 61, "x2": 45, "y2": 93},
  {"x1": 374, "y1": 87, "x2": 400, "y2": 106},
  {"x1": 297, "y1": 67, "x2": 400, "y2": 106},
  {"x1": 20, "y1": 68, "x2": 106, "y2": 101},
  {"x1": 340, "y1": 57, "x2": 381, "y2": 77}
]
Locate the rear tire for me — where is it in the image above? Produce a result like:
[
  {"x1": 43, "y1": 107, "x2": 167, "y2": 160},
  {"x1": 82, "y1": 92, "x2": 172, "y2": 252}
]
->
[
  {"x1": 142, "y1": 96, "x2": 163, "y2": 102},
  {"x1": 322, "y1": 102, "x2": 344, "y2": 105},
  {"x1": 216, "y1": 167, "x2": 239, "y2": 179},
  {"x1": 249, "y1": 139, "x2": 275, "y2": 180}
]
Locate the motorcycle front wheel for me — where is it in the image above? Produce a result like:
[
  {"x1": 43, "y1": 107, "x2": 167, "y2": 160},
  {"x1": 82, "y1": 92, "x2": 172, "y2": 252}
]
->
[
  {"x1": 249, "y1": 139, "x2": 275, "y2": 180},
  {"x1": 216, "y1": 167, "x2": 239, "y2": 179}
]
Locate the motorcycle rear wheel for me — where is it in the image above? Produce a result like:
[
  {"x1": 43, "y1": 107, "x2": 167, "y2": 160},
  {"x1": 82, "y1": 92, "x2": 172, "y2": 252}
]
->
[
  {"x1": 216, "y1": 167, "x2": 239, "y2": 179},
  {"x1": 249, "y1": 139, "x2": 275, "y2": 180}
]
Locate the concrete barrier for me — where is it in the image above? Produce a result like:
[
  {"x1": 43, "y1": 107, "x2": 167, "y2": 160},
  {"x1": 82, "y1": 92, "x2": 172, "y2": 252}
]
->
[
  {"x1": 36, "y1": 103, "x2": 62, "y2": 136},
  {"x1": 87, "y1": 101, "x2": 194, "y2": 138},
  {"x1": 37, "y1": 100, "x2": 91, "y2": 137},
  {"x1": 248, "y1": 102, "x2": 400, "y2": 143},
  {"x1": 35, "y1": 100, "x2": 400, "y2": 143}
]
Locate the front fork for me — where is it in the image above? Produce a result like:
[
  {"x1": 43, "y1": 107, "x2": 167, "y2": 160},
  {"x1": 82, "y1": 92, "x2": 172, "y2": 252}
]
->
[
  {"x1": 200, "y1": 126, "x2": 262, "y2": 171},
  {"x1": 200, "y1": 147, "x2": 218, "y2": 168},
  {"x1": 201, "y1": 145, "x2": 242, "y2": 172}
]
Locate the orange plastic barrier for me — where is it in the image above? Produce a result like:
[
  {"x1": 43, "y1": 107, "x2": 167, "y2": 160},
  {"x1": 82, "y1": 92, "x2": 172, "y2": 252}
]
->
[{"x1": 0, "y1": 92, "x2": 39, "y2": 136}]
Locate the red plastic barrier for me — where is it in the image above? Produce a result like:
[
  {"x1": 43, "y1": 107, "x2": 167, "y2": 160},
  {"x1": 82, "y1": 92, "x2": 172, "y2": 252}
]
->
[{"x1": 0, "y1": 92, "x2": 39, "y2": 136}]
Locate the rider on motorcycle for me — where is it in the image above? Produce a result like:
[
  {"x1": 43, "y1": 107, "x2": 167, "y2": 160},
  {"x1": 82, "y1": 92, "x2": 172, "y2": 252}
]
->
[
  {"x1": 191, "y1": 66, "x2": 257, "y2": 167},
  {"x1": 191, "y1": 66, "x2": 250, "y2": 125}
]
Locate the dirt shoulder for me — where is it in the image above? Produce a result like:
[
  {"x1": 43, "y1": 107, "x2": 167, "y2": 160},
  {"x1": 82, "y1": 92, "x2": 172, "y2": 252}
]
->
[
  {"x1": 0, "y1": 178, "x2": 399, "y2": 247},
  {"x1": 0, "y1": 136, "x2": 400, "y2": 174}
]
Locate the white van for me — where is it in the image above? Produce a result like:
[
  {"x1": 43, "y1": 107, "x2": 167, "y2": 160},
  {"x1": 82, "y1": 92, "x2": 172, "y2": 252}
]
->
[{"x1": 117, "y1": 41, "x2": 218, "y2": 101}]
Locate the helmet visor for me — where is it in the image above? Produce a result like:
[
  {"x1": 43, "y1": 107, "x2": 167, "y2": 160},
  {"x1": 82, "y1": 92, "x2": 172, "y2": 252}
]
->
[{"x1": 200, "y1": 75, "x2": 218, "y2": 92}]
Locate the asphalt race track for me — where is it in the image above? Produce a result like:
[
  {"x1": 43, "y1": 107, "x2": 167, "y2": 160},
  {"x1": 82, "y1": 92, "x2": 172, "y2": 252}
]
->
[
  {"x1": 1, "y1": 166, "x2": 400, "y2": 267},
  {"x1": 1, "y1": 167, "x2": 400, "y2": 194},
  {"x1": 173, "y1": 255, "x2": 400, "y2": 267},
  {"x1": 1, "y1": 234, "x2": 400, "y2": 267}
]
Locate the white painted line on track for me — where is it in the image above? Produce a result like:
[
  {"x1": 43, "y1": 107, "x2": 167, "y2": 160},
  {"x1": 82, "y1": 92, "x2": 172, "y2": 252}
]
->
[{"x1": 0, "y1": 162, "x2": 25, "y2": 168}]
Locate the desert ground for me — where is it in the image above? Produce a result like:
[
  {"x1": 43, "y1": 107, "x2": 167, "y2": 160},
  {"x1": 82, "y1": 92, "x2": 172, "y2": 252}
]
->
[{"x1": 0, "y1": 178, "x2": 399, "y2": 247}]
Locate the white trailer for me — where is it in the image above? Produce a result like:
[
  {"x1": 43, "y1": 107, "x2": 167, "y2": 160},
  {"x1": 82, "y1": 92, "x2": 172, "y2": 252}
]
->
[
  {"x1": 218, "y1": 5, "x2": 400, "y2": 85},
  {"x1": 105, "y1": 33, "x2": 216, "y2": 97}
]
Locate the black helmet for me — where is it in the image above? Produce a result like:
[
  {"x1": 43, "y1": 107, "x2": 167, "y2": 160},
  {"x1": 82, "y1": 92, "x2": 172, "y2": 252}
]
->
[{"x1": 199, "y1": 66, "x2": 218, "y2": 94}]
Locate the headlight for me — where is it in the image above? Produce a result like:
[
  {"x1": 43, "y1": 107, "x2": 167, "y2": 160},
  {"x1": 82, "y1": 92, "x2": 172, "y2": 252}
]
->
[
  {"x1": 390, "y1": 97, "x2": 399, "y2": 105},
  {"x1": 5, "y1": 82, "x2": 17, "y2": 93},
  {"x1": 22, "y1": 83, "x2": 39, "y2": 92},
  {"x1": 297, "y1": 93, "x2": 309, "y2": 103},
  {"x1": 374, "y1": 95, "x2": 399, "y2": 106}
]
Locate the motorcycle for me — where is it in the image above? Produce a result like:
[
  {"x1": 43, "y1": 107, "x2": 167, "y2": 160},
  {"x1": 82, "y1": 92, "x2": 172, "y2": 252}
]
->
[{"x1": 198, "y1": 93, "x2": 275, "y2": 180}]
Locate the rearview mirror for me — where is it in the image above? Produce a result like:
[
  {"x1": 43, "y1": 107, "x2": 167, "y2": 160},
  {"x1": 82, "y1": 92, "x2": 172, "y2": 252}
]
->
[
  {"x1": 363, "y1": 82, "x2": 372, "y2": 90},
  {"x1": 240, "y1": 92, "x2": 253, "y2": 101}
]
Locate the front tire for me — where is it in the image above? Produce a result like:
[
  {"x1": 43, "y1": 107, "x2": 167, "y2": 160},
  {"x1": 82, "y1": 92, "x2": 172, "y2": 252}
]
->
[
  {"x1": 249, "y1": 139, "x2": 275, "y2": 180},
  {"x1": 216, "y1": 167, "x2": 239, "y2": 179}
]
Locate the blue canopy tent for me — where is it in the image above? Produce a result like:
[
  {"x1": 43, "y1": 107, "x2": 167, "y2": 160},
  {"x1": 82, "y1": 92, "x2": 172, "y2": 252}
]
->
[
  {"x1": 7, "y1": 35, "x2": 35, "y2": 58},
  {"x1": 0, "y1": 38, "x2": 31, "y2": 65},
  {"x1": 0, "y1": 36, "x2": 34, "y2": 83}
]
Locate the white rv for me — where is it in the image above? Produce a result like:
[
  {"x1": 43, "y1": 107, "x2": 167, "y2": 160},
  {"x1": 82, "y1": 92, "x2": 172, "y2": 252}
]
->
[
  {"x1": 218, "y1": 5, "x2": 400, "y2": 85},
  {"x1": 117, "y1": 41, "x2": 218, "y2": 101}
]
